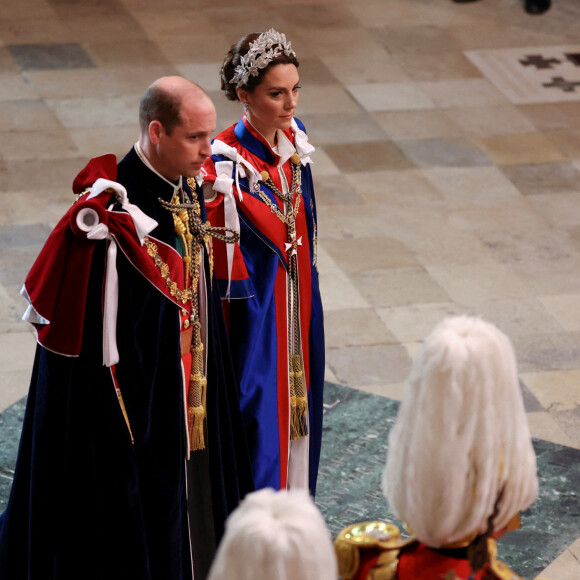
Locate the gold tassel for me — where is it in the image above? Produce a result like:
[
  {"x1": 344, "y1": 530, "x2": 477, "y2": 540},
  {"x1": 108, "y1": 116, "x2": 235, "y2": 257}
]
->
[
  {"x1": 289, "y1": 353, "x2": 308, "y2": 440},
  {"x1": 115, "y1": 388, "x2": 134, "y2": 444},
  {"x1": 188, "y1": 403, "x2": 206, "y2": 451}
]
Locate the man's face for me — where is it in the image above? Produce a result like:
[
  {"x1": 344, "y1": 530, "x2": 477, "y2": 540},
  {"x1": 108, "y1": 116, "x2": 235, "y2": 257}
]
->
[{"x1": 153, "y1": 95, "x2": 216, "y2": 181}]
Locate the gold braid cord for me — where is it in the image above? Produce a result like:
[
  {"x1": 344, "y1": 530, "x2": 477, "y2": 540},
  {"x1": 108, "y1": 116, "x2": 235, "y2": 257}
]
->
[
  {"x1": 153, "y1": 178, "x2": 239, "y2": 451},
  {"x1": 259, "y1": 155, "x2": 308, "y2": 440}
]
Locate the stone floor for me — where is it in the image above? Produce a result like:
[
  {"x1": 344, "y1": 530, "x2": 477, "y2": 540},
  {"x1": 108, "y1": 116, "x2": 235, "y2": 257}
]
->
[{"x1": 1, "y1": 0, "x2": 580, "y2": 578}]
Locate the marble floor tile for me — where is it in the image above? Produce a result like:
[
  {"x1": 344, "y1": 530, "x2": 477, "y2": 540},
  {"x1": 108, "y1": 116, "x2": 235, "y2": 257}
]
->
[
  {"x1": 155, "y1": 33, "x2": 231, "y2": 65},
  {"x1": 0, "y1": 0, "x2": 55, "y2": 21},
  {"x1": 324, "y1": 308, "x2": 398, "y2": 349},
  {"x1": 421, "y1": 165, "x2": 523, "y2": 207},
  {"x1": 345, "y1": 169, "x2": 443, "y2": 206},
  {"x1": 443, "y1": 104, "x2": 539, "y2": 137},
  {"x1": 0, "y1": 332, "x2": 36, "y2": 374},
  {"x1": 518, "y1": 102, "x2": 580, "y2": 132},
  {"x1": 0, "y1": 157, "x2": 86, "y2": 193},
  {"x1": 307, "y1": 147, "x2": 341, "y2": 176},
  {"x1": 322, "y1": 140, "x2": 413, "y2": 173},
  {"x1": 292, "y1": 56, "x2": 340, "y2": 86},
  {"x1": 511, "y1": 333, "x2": 580, "y2": 373},
  {"x1": 0, "y1": 188, "x2": 74, "y2": 228},
  {"x1": 500, "y1": 162, "x2": 580, "y2": 196},
  {"x1": 68, "y1": 126, "x2": 140, "y2": 159},
  {"x1": 0, "y1": 73, "x2": 41, "y2": 100},
  {"x1": 475, "y1": 133, "x2": 567, "y2": 166},
  {"x1": 372, "y1": 109, "x2": 463, "y2": 141},
  {"x1": 347, "y1": 82, "x2": 436, "y2": 112},
  {"x1": 276, "y1": 3, "x2": 357, "y2": 30},
  {"x1": 354, "y1": 267, "x2": 451, "y2": 308},
  {"x1": 130, "y1": 7, "x2": 219, "y2": 38},
  {"x1": 526, "y1": 411, "x2": 576, "y2": 450},
  {"x1": 535, "y1": 540, "x2": 580, "y2": 580},
  {"x1": 418, "y1": 78, "x2": 511, "y2": 109},
  {"x1": 24, "y1": 66, "x2": 177, "y2": 99},
  {"x1": 297, "y1": 84, "x2": 361, "y2": 116},
  {"x1": 8, "y1": 43, "x2": 96, "y2": 71},
  {"x1": 0, "y1": 129, "x2": 78, "y2": 161},
  {"x1": 85, "y1": 39, "x2": 170, "y2": 69},
  {"x1": 426, "y1": 262, "x2": 533, "y2": 306},
  {"x1": 317, "y1": 245, "x2": 369, "y2": 311},
  {"x1": 0, "y1": 99, "x2": 61, "y2": 132},
  {"x1": 0, "y1": 369, "x2": 31, "y2": 415},
  {"x1": 325, "y1": 343, "x2": 412, "y2": 386},
  {"x1": 324, "y1": 236, "x2": 420, "y2": 274},
  {"x1": 539, "y1": 295, "x2": 580, "y2": 332},
  {"x1": 349, "y1": 382, "x2": 406, "y2": 402},
  {"x1": 545, "y1": 129, "x2": 580, "y2": 160},
  {"x1": 526, "y1": 192, "x2": 580, "y2": 227},
  {"x1": 391, "y1": 52, "x2": 482, "y2": 82},
  {"x1": 395, "y1": 137, "x2": 491, "y2": 168},
  {"x1": 373, "y1": 25, "x2": 463, "y2": 56},
  {"x1": 522, "y1": 371, "x2": 580, "y2": 414},
  {"x1": 300, "y1": 112, "x2": 388, "y2": 145},
  {"x1": 46, "y1": 95, "x2": 141, "y2": 128},
  {"x1": 376, "y1": 302, "x2": 467, "y2": 343},
  {"x1": 312, "y1": 174, "x2": 364, "y2": 206},
  {"x1": 0, "y1": 48, "x2": 19, "y2": 74}
]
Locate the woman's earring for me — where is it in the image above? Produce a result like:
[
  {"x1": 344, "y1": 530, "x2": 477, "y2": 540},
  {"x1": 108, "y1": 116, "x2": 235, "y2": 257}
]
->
[{"x1": 243, "y1": 102, "x2": 249, "y2": 113}]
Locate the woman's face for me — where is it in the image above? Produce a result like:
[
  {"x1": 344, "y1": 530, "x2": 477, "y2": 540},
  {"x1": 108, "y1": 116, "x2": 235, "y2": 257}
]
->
[{"x1": 239, "y1": 63, "x2": 300, "y2": 146}]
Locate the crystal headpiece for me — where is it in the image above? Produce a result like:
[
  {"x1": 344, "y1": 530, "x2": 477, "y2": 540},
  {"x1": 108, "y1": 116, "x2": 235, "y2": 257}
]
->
[{"x1": 230, "y1": 29, "x2": 296, "y2": 89}]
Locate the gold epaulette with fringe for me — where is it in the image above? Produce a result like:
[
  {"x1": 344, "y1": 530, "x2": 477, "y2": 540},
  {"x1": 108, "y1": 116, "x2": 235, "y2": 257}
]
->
[{"x1": 334, "y1": 521, "x2": 415, "y2": 580}]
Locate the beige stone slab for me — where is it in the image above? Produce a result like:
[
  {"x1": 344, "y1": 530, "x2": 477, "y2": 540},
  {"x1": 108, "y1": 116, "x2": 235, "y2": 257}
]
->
[
  {"x1": 345, "y1": 169, "x2": 443, "y2": 206},
  {"x1": 546, "y1": 130, "x2": 580, "y2": 161},
  {"x1": 0, "y1": 99, "x2": 62, "y2": 132},
  {"x1": 0, "y1": 0, "x2": 55, "y2": 20},
  {"x1": 355, "y1": 267, "x2": 451, "y2": 309},
  {"x1": 374, "y1": 25, "x2": 463, "y2": 56},
  {"x1": 519, "y1": 102, "x2": 580, "y2": 132},
  {"x1": 475, "y1": 133, "x2": 566, "y2": 165},
  {"x1": 0, "y1": 284, "x2": 25, "y2": 334},
  {"x1": 325, "y1": 236, "x2": 420, "y2": 274},
  {"x1": 324, "y1": 308, "x2": 398, "y2": 349},
  {"x1": 25, "y1": 66, "x2": 175, "y2": 99},
  {"x1": 317, "y1": 245, "x2": 369, "y2": 311},
  {"x1": 0, "y1": 157, "x2": 86, "y2": 194},
  {"x1": 298, "y1": 84, "x2": 362, "y2": 116},
  {"x1": 85, "y1": 39, "x2": 171, "y2": 69},
  {"x1": 324, "y1": 365, "x2": 339, "y2": 385},
  {"x1": 421, "y1": 166, "x2": 523, "y2": 207},
  {"x1": 308, "y1": 148, "x2": 341, "y2": 176},
  {"x1": 377, "y1": 303, "x2": 467, "y2": 343},
  {"x1": 443, "y1": 105, "x2": 539, "y2": 138},
  {"x1": 349, "y1": 382, "x2": 406, "y2": 402},
  {"x1": 347, "y1": 82, "x2": 436, "y2": 112},
  {"x1": 372, "y1": 110, "x2": 462, "y2": 141},
  {"x1": 535, "y1": 540, "x2": 580, "y2": 580},
  {"x1": 156, "y1": 34, "x2": 232, "y2": 64},
  {"x1": 426, "y1": 262, "x2": 533, "y2": 306},
  {"x1": 392, "y1": 52, "x2": 482, "y2": 82},
  {"x1": 526, "y1": 411, "x2": 576, "y2": 449},
  {"x1": 0, "y1": 331, "x2": 36, "y2": 372},
  {"x1": 539, "y1": 295, "x2": 580, "y2": 332},
  {"x1": 176, "y1": 63, "x2": 223, "y2": 93},
  {"x1": 521, "y1": 371, "x2": 580, "y2": 413},
  {"x1": 512, "y1": 332, "x2": 580, "y2": 374},
  {"x1": 131, "y1": 7, "x2": 219, "y2": 37},
  {"x1": 0, "y1": 368, "x2": 31, "y2": 414},
  {"x1": 321, "y1": 50, "x2": 409, "y2": 85},
  {"x1": 527, "y1": 193, "x2": 580, "y2": 227},
  {"x1": 417, "y1": 78, "x2": 510, "y2": 109},
  {"x1": 0, "y1": 129, "x2": 79, "y2": 161},
  {"x1": 68, "y1": 126, "x2": 139, "y2": 159},
  {"x1": 0, "y1": 188, "x2": 71, "y2": 227},
  {"x1": 326, "y1": 343, "x2": 412, "y2": 385},
  {"x1": 46, "y1": 95, "x2": 141, "y2": 128},
  {"x1": 0, "y1": 74, "x2": 39, "y2": 101},
  {"x1": 0, "y1": 17, "x2": 75, "y2": 45}
]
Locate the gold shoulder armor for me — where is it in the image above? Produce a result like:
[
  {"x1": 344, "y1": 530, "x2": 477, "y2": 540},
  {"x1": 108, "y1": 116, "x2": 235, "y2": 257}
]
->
[{"x1": 334, "y1": 521, "x2": 414, "y2": 580}]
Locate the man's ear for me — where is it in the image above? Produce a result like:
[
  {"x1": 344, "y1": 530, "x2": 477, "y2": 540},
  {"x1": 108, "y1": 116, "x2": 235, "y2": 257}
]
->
[{"x1": 148, "y1": 120, "x2": 164, "y2": 145}]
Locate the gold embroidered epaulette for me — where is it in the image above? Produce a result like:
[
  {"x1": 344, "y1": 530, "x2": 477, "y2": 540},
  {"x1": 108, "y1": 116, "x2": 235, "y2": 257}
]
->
[{"x1": 334, "y1": 521, "x2": 415, "y2": 580}]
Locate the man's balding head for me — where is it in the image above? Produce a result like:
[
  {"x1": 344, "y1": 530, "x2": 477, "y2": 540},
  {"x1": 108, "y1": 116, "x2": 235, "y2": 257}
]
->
[
  {"x1": 139, "y1": 76, "x2": 209, "y2": 136},
  {"x1": 138, "y1": 76, "x2": 216, "y2": 181}
]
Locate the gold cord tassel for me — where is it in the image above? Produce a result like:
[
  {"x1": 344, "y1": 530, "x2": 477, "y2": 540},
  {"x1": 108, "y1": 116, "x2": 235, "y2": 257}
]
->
[
  {"x1": 188, "y1": 323, "x2": 207, "y2": 450},
  {"x1": 289, "y1": 353, "x2": 308, "y2": 440}
]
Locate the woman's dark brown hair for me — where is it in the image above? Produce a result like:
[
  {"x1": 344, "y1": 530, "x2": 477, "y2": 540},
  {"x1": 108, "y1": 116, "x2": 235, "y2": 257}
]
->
[{"x1": 220, "y1": 32, "x2": 300, "y2": 102}]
